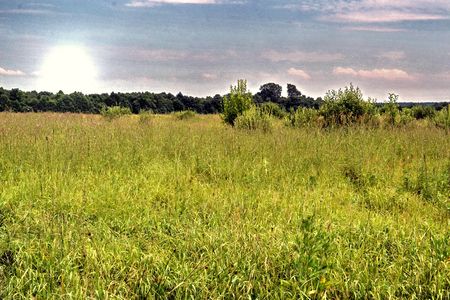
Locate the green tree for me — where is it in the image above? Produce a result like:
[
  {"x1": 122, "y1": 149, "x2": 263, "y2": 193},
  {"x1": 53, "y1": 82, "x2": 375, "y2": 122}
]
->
[
  {"x1": 259, "y1": 82, "x2": 282, "y2": 103},
  {"x1": 222, "y1": 79, "x2": 253, "y2": 126},
  {"x1": 385, "y1": 93, "x2": 399, "y2": 126}
]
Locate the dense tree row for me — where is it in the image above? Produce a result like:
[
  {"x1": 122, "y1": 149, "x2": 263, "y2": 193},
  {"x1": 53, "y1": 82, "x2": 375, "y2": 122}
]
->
[
  {"x1": 0, "y1": 88, "x2": 223, "y2": 114},
  {"x1": 0, "y1": 83, "x2": 447, "y2": 115},
  {"x1": 0, "y1": 83, "x2": 324, "y2": 114}
]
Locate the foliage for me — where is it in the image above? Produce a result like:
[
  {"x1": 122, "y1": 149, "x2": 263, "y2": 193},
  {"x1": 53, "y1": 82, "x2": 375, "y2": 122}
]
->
[
  {"x1": 100, "y1": 106, "x2": 132, "y2": 120},
  {"x1": 411, "y1": 105, "x2": 436, "y2": 119},
  {"x1": 320, "y1": 84, "x2": 376, "y2": 126},
  {"x1": 434, "y1": 104, "x2": 450, "y2": 129},
  {"x1": 222, "y1": 79, "x2": 253, "y2": 126},
  {"x1": 234, "y1": 106, "x2": 273, "y2": 132},
  {"x1": 286, "y1": 84, "x2": 322, "y2": 110},
  {"x1": 0, "y1": 87, "x2": 223, "y2": 115},
  {"x1": 398, "y1": 108, "x2": 415, "y2": 126},
  {"x1": 384, "y1": 93, "x2": 400, "y2": 126},
  {"x1": 1, "y1": 86, "x2": 447, "y2": 126},
  {"x1": 255, "y1": 83, "x2": 282, "y2": 104},
  {"x1": 286, "y1": 107, "x2": 319, "y2": 128},
  {"x1": 258, "y1": 102, "x2": 286, "y2": 119}
]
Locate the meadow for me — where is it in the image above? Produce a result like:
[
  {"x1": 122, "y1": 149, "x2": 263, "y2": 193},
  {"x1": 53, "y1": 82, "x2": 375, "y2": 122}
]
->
[{"x1": 0, "y1": 112, "x2": 448, "y2": 299}]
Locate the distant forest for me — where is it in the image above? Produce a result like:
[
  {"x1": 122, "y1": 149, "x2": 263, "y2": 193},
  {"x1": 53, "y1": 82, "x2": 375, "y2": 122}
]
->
[{"x1": 0, "y1": 83, "x2": 448, "y2": 114}]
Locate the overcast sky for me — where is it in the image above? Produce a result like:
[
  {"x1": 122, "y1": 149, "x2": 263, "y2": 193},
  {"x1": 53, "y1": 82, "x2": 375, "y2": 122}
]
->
[{"x1": 0, "y1": 0, "x2": 449, "y2": 101}]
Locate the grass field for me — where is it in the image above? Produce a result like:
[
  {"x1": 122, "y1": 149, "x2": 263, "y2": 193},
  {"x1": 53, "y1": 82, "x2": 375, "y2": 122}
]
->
[{"x1": 0, "y1": 113, "x2": 449, "y2": 299}]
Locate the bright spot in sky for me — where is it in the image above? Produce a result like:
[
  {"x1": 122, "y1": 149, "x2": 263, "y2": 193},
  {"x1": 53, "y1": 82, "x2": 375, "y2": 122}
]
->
[{"x1": 38, "y1": 45, "x2": 98, "y2": 93}]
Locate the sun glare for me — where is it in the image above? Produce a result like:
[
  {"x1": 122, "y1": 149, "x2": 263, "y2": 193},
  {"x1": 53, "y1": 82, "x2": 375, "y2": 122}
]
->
[{"x1": 39, "y1": 45, "x2": 98, "y2": 93}]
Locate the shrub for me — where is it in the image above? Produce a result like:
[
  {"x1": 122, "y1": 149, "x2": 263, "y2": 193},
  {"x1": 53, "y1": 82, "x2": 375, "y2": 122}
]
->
[
  {"x1": 434, "y1": 105, "x2": 450, "y2": 129},
  {"x1": 398, "y1": 108, "x2": 415, "y2": 126},
  {"x1": 222, "y1": 79, "x2": 253, "y2": 126},
  {"x1": 175, "y1": 110, "x2": 196, "y2": 120},
  {"x1": 235, "y1": 106, "x2": 273, "y2": 132},
  {"x1": 411, "y1": 105, "x2": 436, "y2": 120},
  {"x1": 384, "y1": 93, "x2": 400, "y2": 126},
  {"x1": 286, "y1": 107, "x2": 319, "y2": 128},
  {"x1": 101, "y1": 106, "x2": 131, "y2": 120},
  {"x1": 259, "y1": 102, "x2": 286, "y2": 119},
  {"x1": 320, "y1": 84, "x2": 376, "y2": 127}
]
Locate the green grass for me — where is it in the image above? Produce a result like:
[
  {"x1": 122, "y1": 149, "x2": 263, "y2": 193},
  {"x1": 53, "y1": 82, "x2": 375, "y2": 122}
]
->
[{"x1": 0, "y1": 113, "x2": 449, "y2": 299}]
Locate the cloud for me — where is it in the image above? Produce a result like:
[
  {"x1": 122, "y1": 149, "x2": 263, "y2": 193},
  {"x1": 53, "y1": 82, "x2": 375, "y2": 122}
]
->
[
  {"x1": 333, "y1": 67, "x2": 414, "y2": 81},
  {"x1": 287, "y1": 68, "x2": 311, "y2": 80},
  {"x1": 101, "y1": 46, "x2": 238, "y2": 62},
  {"x1": 202, "y1": 73, "x2": 217, "y2": 80},
  {"x1": 262, "y1": 50, "x2": 343, "y2": 63},
  {"x1": 378, "y1": 51, "x2": 405, "y2": 61},
  {"x1": 328, "y1": 11, "x2": 448, "y2": 23},
  {"x1": 125, "y1": 0, "x2": 239, "y2": 7},
  {"x1": 283, "y1": 0, "x2": 450, "y2": 23},
  {"x1": 0, "y1": 67, "x2": 26, "y2": 76},
  {"x1": 343, "y1": 26, "x2": 406, "y2": 32},
  {"x1": 0, "y1": 9, "x2": 50, "y2": 14}
]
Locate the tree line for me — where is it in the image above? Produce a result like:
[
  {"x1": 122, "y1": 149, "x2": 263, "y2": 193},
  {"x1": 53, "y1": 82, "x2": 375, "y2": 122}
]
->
[
  {"x1": 0, "y1": 83, "x2": 447, "y2": 115},
  {"x1": 0, "y1": 83, "x2": 324, "y2": 114}
]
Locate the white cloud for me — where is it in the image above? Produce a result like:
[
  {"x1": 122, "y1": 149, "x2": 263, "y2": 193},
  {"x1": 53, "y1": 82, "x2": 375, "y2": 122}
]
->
[
  {"x1": 0, "y1": 67, "x2": 26, "y2": 76},
  {"x1": 202, "y1": 73, "x2": 217, "y2": 80},
  {"x1": 333, "y1": 67, "x2": 414, "y2": 81},
  {"x1": 287, "y1": 68, "x2": 311, "y2": 80},
  {"x1": 262, "y1": 50, "x2": 343, "y2": 63},
  {"x1": 328, "y1": 11, "x2": 448, "y2": 23}
]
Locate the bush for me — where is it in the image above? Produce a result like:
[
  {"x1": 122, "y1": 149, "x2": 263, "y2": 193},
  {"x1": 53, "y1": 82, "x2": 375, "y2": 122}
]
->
[
  {"x1": 286, "y1": 107, "x2": 319, "y2": 128},
  {"x1": 411, "y1": 105, "x2": 436, "y2": 120},
  {"x1": 383, "y1": 93, "x2": 400, "y2": 126},
  {"x1": 320, "y1": 84, "x2": 376, "y2": 127},
  {"x1": 398, "y1": 108, "x2": 415, "y2": 126},
  {"x1": 434, "y1": 104, "x2": 450, "y2": 129},
  {"x1": 175, "y1": 110, "x2": 196, "y2": 120},
  {"x1": 235, "y1": 106, "x2": 273, "y2": 132},
  {"x1": 259, "y1": 102, "x2": 286, "y2": 119},
  {"x1": 101, "y1": 106, "x2": 131, "y2": 120},
  {"x1": 222, "y1": 80, "x2": 253, "y2": 126}
]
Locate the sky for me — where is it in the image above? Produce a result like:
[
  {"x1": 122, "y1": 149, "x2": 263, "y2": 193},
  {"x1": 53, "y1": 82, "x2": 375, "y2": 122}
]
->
[{"x1": 0, "y1": 0, "x2": 449, "y2": 101}]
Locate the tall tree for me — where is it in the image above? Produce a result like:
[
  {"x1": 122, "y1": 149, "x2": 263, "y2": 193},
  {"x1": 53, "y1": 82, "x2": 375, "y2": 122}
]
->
[
  {"x1": 287, "y1": 84, "x2": 302, "y2": 101},
  {"x1": 259, "y1": 83, "x2": 282, "y2": 103}
]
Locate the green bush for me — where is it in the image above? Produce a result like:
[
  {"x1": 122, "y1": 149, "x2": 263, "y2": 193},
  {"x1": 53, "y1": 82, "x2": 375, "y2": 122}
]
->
[
  {"x1": 320, "y1": 84, "x2": 376, "y2": 127},
  {"x1": 259, "y1": 102, "x2": 286, "y2": 119},
  {"x1": 411, "y1": 105, "x2": 436, "y2": 120},
  {"x1": 235, "y1": 106, "x2": 273, "y2": 132},
  {"x1": 286, "y1": 107, "x2": 319, "y2": 128},
  {"x1": 175, "y1": 110, "x2": 196, "y2": 120},
  {"x1": 384, "y1": 93, "x2": 400, "y2": 126},
  {"x1": 398, "y1": 108, "x2": 415, "y2": 126},
  {"x1": 434, "y1": 105, "x2": 450, "y2": 129},
  {"x1": 100, "y1": 106, "x2": 131, "y2": 120},
  {"x1": 222, "y1": 80, "x2": 253, "y2": 126}
]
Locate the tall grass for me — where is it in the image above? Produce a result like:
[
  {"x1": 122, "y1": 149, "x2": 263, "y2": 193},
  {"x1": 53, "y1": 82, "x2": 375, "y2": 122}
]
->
[{"x1": 0, "y1": 113, "x2": 448, "y2": 299}]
